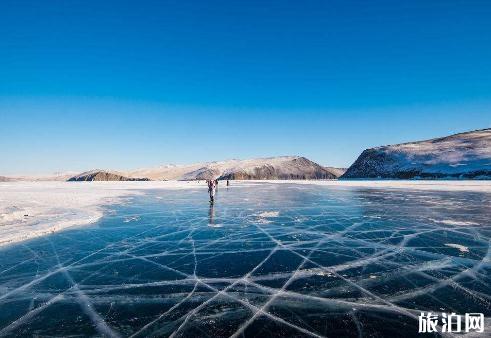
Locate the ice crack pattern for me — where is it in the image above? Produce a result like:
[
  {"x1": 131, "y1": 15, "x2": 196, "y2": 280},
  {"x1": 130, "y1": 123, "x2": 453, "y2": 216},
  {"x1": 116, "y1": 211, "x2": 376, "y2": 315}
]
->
[{"x1": 0, "y1": 183, "x2": 490, "y2": 337}]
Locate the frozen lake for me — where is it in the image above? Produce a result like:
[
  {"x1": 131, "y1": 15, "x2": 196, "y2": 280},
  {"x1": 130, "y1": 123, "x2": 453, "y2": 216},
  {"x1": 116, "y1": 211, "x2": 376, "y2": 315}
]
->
[{"x1": 0, "y1": 183, "x2": 490, "y2": 337}]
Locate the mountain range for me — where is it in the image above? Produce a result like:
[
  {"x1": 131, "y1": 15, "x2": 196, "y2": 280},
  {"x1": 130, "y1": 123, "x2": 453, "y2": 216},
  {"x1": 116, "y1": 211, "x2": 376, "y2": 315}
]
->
[
  {"x1": 2, "y1": 128, "x2": 490, "y2": 181},
  {"x1": 62, "y1": 157, "x2": 344, "y2": 181},
  {"x1": 125, "y1": 156, "x2": 343, "y2": 181}
]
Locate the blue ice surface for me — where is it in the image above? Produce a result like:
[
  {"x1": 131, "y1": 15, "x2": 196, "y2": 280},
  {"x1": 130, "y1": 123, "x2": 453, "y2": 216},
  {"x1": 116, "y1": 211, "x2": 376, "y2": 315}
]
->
[{"x1": 0, "y1": 183, "x2": 490, "y2": 337}]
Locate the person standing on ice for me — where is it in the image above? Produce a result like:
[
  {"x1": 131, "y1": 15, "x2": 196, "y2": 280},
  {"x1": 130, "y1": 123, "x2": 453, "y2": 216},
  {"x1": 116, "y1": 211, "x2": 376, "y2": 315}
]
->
[{"x1": 208, "y1": 179, "x2": 216, "y2": 204}]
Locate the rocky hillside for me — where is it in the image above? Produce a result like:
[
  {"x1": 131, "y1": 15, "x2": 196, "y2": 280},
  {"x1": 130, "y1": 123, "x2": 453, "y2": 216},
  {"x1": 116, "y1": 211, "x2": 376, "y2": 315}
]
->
[
  {"x1": 323, "y1": 167, "x2": 347, "y2": 178},
  {"x1": 215, "y1": 157, "x2": 337, "y2": 180},
  {"x1": 68, "y1": 170, "x2": 150, "y2": 182},
  {"x1": 342, "y1": 128, "x2": 491, "y2": 179},
  {"x1": 128, "y1": 156, "x2": 341, "y2": 180}
]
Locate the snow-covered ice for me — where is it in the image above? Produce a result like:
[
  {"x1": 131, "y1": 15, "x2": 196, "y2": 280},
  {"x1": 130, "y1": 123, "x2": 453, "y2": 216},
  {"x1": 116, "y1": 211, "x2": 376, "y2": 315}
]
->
[{"x1": 0, "y1": 181, "x2": 206, "y2": 246}]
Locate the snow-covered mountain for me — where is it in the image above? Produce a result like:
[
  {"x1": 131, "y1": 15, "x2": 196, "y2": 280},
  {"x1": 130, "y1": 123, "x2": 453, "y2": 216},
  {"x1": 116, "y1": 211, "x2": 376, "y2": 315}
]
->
[
  {"x1": 3, "y1": 157, "x2": 342, "y2": 181},
  {"x1": 342, "y1": 128, "x2": 491, "y2": 179},
  {"x1": 127, "y1": 156, "x2": 341, "y2": 180},
  {"x1": 68, "y1": 170, "x2": 150, "y2": 182}
]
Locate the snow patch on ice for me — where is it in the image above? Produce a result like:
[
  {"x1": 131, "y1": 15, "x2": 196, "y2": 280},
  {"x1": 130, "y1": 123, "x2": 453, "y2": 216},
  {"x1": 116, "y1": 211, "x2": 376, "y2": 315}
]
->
[
  {"x1": 445, "y1": 243, "x2": 470, "y2": 253},
  {"x1": 123, "y1": 216, "x2": 140, "y2": 223},
  {"x1": 430, "y1": 218, "x2": 479, "y2": 226},
  {"x1": 256, "y1": 211, "x2": 280, "y2": 218}
]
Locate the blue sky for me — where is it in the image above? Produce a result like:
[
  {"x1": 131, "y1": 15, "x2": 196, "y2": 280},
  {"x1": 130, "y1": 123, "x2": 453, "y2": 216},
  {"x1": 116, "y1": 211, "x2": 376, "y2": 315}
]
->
[{"x1": 1, "y1": 0, "x2": 490, "y2": 174}]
